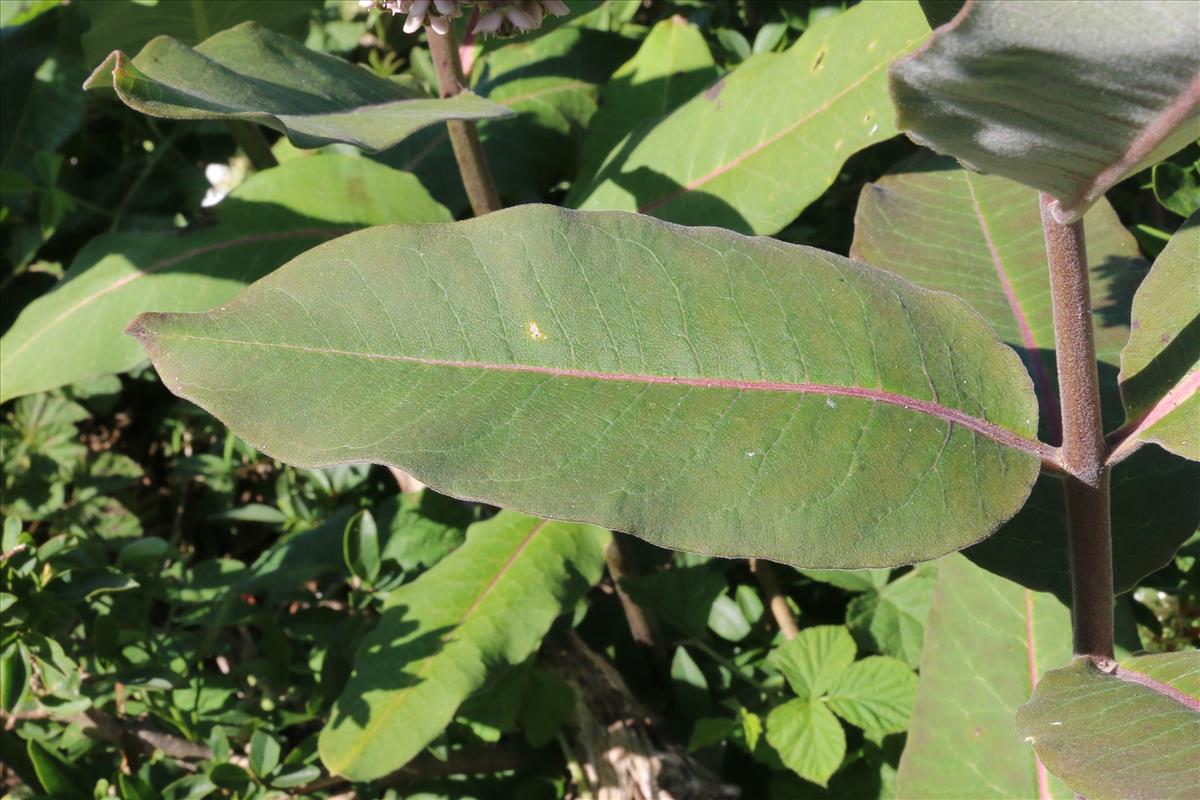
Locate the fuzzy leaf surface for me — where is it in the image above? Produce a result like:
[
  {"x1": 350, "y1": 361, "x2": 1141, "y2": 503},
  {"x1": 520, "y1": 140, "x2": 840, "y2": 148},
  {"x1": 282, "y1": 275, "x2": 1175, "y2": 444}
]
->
[
  {"x1": 570, "y1": 1, "x2": 930, "y2": 234},
  {"x1": 0, "y1": 156, "x2": 449, "y2": 402},
  {"x1": 319, "y1": 512, "x2": 609, "y2": 780},
  {"x1": 1112, "y1": 213, "x2": 1200, "y2": 463},
  {"x1": 851, "y1": 153, "x2": 1144, "y2": 437},
  {"x1": 129, "y1": 205, "x2": 1044, "y2": 568},
  {"x1": 83, "y1": 22, "x2": 513, "y2": 152},
  {"x1": 896, "y1": 555, "x2": 1073, "y2": 799},
  {"x1": 889, "y1": 0, "x2": 1200, "y2": 223},
  {"x1": 1016, "y1": 652, "x2": 1200, "y2": 800}
]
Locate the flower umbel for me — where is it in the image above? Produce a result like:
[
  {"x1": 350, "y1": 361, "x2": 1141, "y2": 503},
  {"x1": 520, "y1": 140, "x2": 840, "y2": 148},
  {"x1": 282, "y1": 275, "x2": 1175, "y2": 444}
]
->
[{"x1": 363, "y1": 0, "x2": 570, "y2": 38}]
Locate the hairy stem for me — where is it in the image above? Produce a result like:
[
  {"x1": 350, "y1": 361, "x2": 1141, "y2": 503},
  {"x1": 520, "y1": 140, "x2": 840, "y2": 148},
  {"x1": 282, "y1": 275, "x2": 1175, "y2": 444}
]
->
[
  {"x1": 427, "y1": 28, "x2": 502, "y2": 216},
  {"x1": 1040, "y1": 193, "x2": 1113, "y2": 660},
  {"x1": 751, "y1": 559, "x2": 799, "y2": 640}
]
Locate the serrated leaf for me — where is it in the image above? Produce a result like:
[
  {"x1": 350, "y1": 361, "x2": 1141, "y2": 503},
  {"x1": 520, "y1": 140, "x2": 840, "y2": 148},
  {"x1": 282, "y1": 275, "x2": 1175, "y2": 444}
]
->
[
  {"x1": 889, "y1": 0, "x2": 1200, "y2": 223},
  {"x1": 896, "y1": 555, "x2": 1073, "y2": 799},
  {"x1": 846, "y1": 565, "x2": 936, "y2": 668},
  {"x1": 1016, "y1": 652, "x2": 1200, "y2": 800},
  {"x1": 1111, "y1": 214, "x2": 1200, "y2": 463},
  {"x1": 571, "y1": 1, "x2": 931, "y2": 234},
  {"x1": 318, "y1": 512, "x2": 609, "y2": 780},
  {"x1": 766, "y1": 698, "x2": 846, "y2": 787},
  {"x1": 772, "y1": 626, "x2": 856, "y2": 699},
  {"x1": 574, "y1": 15, "x2": 718, "y2": 190},
  {"x1": 84, "y1": 22, "x2": 513, "y2": 152},
  {"x1": 851, "y1": 152, "x2": 1145, "y2": 437},
  {"x1": 827, "y1": 656, "x2": 916, "y2": 735},
  {"x1": 0, "y1": 155, "x2": 449, "y2": 402},
  {"x1": 127, "y1": 205, "x2": 1045, "y2": 568}
]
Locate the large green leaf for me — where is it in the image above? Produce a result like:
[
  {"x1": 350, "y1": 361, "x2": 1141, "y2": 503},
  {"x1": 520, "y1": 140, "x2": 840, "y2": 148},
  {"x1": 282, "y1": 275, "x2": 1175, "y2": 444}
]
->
[
  {"x1": 79, "y1": 0, "x2": 318, "y2": 65},
  {"x1": 1016, "y1": 651, "x2": 1200, "y2": 800},
  {"x1": 570, "y1": 1, "x2": 930, "y2": 234},
  {"x1": 83, "y1": 22, "x2": 513, "y2": 152},
  {"x1": 889, "y1": 0, "x2": 1200, "y2": 223},
  {"x1": 0, "y1": 155, "x2": 450, "y2": 402},
  {"x1": 128, "y1": 205, "x2": 1046, "y2": 568},
  {"x1": 574, "y1": 15, "x2": 719, "y2": 189},
  {"x1": 896, "y1": 555, "x2": 1073, "y2": 799},
  {"x1": 1111, "y1": 214, "x2": 1200, "y2": 464},
  {"x1": 319, "y1": 512, "x2": 609, "y2": 780},
  {"x1": 851, "y1": 152, "x2": 1144, "y2": 437}
]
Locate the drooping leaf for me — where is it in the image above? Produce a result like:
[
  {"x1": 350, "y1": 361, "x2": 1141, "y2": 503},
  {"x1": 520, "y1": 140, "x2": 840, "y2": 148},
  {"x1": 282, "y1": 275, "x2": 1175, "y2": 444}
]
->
[
  {"x1": 851, "y1": 152, "x2": 1145, "y2": 437},
  {"x1": 826, "y1": 655, "x2": 917, "y2": 736},
  {"x1": 767, "y1": 698, "x2": 846, "y2": 788},
  {"x1": 896, "y1": 555, "x2": 1073, "y2": 799},
  {"x1": 318, "y1": 512, "x2": 609, "y2": 780},
  {"x1": 382, "y1": 27, "x2": 636, "y2": 213},
  {"x1": 574, "y1": 15, "x2": 719, "y2": 189},
  {"x1": 1111, "y1": 213, "x2": 1200, "y2": 463},
  {"x1": 83, "y1": 22, "x2": 513, "y2": 152},
  {"x1": 128, "y1": 205, "x2": 1046, "y2": 568},
  {"x1": 79, "y1": 0, "x2": 319, "y2": 65},
  {"x1": 772, "y1": 626, "x2": 857, "y2": 700},
  {"x1": 1016, "y1": 651, "x2": 1200, "y2": 800},
  {"x1": 0, "y1": 155, "x2": 450, "y2": 402},
  {"x1": 889, "y1": 0, "x2": 1200, "y2": 223},
  {"x1": 966, "y1": 447, "x2": 1199, "y2": 601},
  {"x1": 845, "y1": 564, "x2": 936, "y2": 668},
  {"x1": 570, "y1": 1, "x2": 931, "y2": 234}
]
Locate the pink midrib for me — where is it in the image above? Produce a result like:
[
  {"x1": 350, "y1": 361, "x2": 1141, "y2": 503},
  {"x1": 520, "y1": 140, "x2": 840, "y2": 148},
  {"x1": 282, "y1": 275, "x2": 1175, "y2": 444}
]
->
[
  {"x1": 135, "y1": 330, "x2": 1055, "y2": 462},
  {"x1": 1023, "y1": 589, "x2": 1052, "y2": 800},
  {"x1": 1, "y1": 228, "x2": 349, "y2": 366},
  {"x1": 1114, "y1": 663, "x2": 1200, "y2": 713},
  {"x1": 964, "y1": 174, "x2": 1062, "y2": 445},
  {"x1": 1109, "y1": 370, "x2": 1200, "y2": 463}
]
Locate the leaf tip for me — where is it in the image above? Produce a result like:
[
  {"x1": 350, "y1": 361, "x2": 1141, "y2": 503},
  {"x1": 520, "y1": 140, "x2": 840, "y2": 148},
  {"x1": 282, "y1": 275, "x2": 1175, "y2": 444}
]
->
[{"x1": 82, "y1": 51, "x2": 124, "y2": 92}]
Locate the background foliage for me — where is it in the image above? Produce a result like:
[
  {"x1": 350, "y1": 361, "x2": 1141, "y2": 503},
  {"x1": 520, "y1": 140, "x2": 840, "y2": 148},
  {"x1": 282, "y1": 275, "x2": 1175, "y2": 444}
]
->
[{"x1": 1, "y1": 1, "x2": 1197, "y2": 798}]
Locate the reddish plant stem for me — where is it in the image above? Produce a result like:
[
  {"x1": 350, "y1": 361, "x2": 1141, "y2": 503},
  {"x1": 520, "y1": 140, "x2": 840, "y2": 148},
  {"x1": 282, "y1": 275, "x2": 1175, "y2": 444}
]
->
[
  {"x1": 605, "y1": 533, "x2": 669, "y2": 674},
  {"x1": 751, "y1": 559, "x2": 799, "y2": 640},
  {"x1": 1040, "y1": 194, "x2": 1113, "y2": 660},
  {"x1": 427, "y1": 28, "x2": 501, "y2": 216}
]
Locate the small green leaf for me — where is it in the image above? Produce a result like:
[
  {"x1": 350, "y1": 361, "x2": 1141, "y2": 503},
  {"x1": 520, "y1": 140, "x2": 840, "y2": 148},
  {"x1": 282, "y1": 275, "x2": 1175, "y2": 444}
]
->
[
  {"x1": 519, "y1": 669, "x2": 575, "y2": 748},
  {"x1": 319, "y1": 512, "x2": 609, "y2": 781},
  {"x1": 1016, "y1": 652, "x2": 1200, "y2": 800},
  {"x1": 845, "y1": 565, "x2": 936, "y2": 668},
  {"x1": 753, "y1": 22, "x2": 788, "y2": 54},
  {"x1": 621, "y1": 567, "x2": 725, "y2": 638},
  {"x1": 708, "y1": 593, "x2": 752, "y2": 641},
  {"x1": 827, "y1": 656, "x2": 916, "y2": 735},
  {"x1": 1112, "y1": 213, "x2": 1200, "y2": 463},
  {"x1": 249, "y1": 729, "x2": 282, "y2": 778},
  {"x1": 0, "y1": 644, "x2": 28, "y2": 712},
  {"x1": 342, "y1": 509, "x2": 380, "y2": 585},
  {"x1": 270, "y1": 764, "x2": 321, "y2": 788},
  {"x1": 772, "y1": 626, "x2": 856, "y2": 700},
  {"x1": 716, "y1": 28, "x2": 751, "y2": 61},
  {"x1": 84, "y1": 23, "x2": 513, "y2": 152},
  {"x1": 688, "y1": 717, "x2": 737, "y2": 751},
  {"x1": 28, "y1": 739, "x2": 87, "y2": 799},
  {"x1": 766, "y1": 698, "x2": 846, "y2": 787},
  {"x1": 1153, "y1": 161, "x2": 1200, "y2": 218},
  {"x1": 671, "y1": 645, "x2": 711, "y2": 715},
  {"x1": 889, "y1": 1, "x2": 1200, "y2": 223}
]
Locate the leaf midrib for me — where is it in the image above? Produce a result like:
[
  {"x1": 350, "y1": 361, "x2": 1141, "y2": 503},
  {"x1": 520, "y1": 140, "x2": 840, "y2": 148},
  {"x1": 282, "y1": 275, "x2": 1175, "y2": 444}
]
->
[
  {"x1": 326, "y1": 518, "x2": 548, "y2": 772},
  {"x1": 135, "y1": 327, "x2": 1054, "y2": 462}
]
